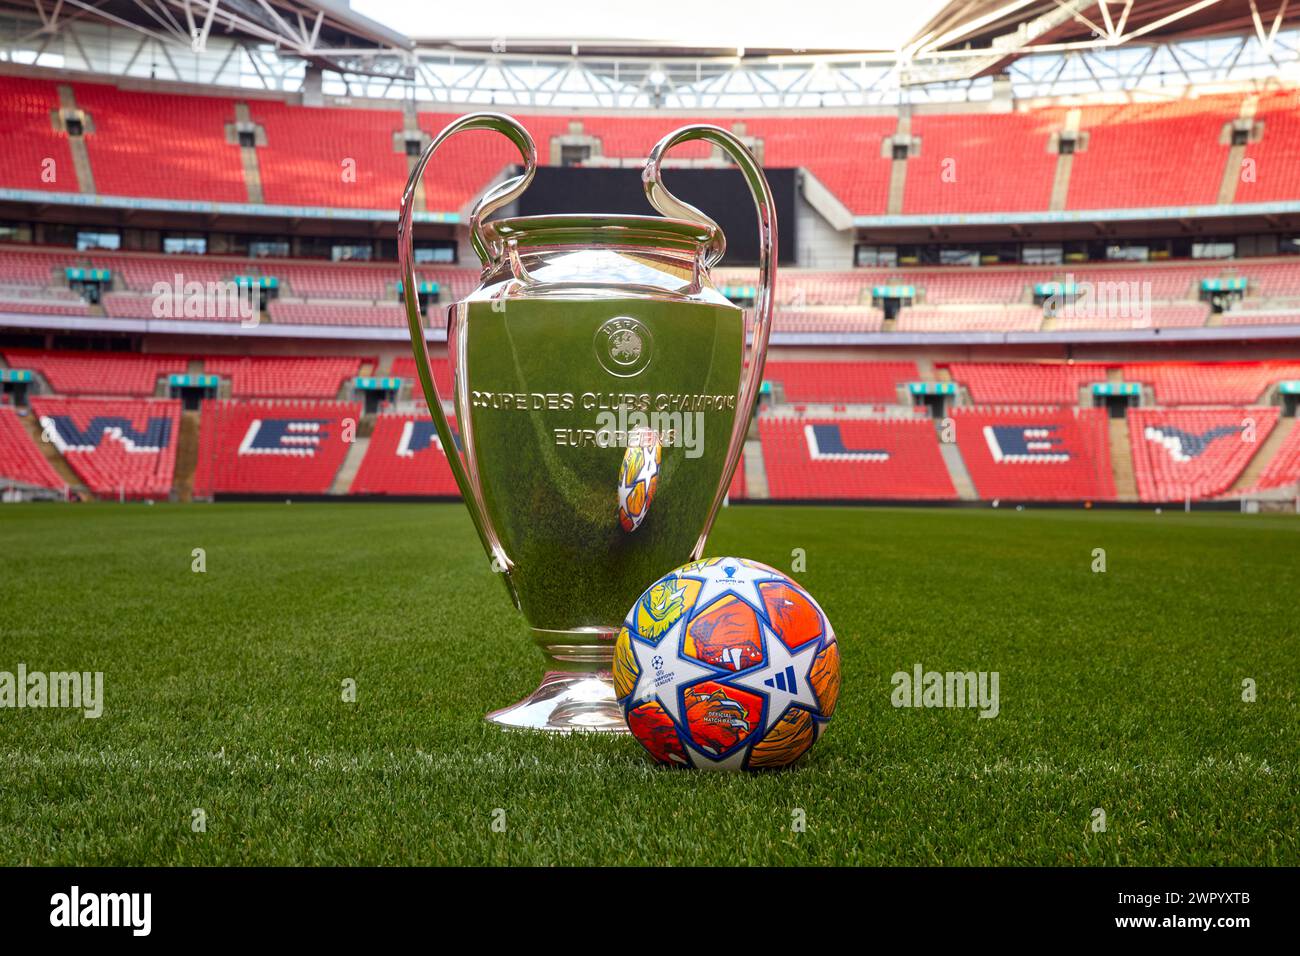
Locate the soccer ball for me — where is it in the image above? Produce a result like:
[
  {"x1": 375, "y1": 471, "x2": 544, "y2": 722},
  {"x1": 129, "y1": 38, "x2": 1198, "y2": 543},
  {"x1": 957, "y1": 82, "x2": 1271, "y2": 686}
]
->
[
  {"x1": 617, "y1": 430, "x2": 661, "y2": 533},
  {"x1": 613, "y1": 557, "x2": 841, "y2": 770}
]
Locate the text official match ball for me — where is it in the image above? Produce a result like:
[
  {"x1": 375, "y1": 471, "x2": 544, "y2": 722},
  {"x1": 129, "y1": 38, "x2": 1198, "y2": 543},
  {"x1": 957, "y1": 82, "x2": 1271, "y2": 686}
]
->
[{"x1": 613, "y1": 558, "x2": 841, "y2": 771}]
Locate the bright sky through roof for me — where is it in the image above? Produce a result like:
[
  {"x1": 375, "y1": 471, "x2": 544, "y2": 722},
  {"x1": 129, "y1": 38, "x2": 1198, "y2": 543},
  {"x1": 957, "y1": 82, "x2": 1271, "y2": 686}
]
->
[{"x1": 350, "y1": 0, "x2": 945, "y2": 52}]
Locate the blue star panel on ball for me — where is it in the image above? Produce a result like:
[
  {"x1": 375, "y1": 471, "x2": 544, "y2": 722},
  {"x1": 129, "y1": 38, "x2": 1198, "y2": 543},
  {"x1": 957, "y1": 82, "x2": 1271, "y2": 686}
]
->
[{"x1": 613, "y1": 557, "x2": 841, "y2": 770}]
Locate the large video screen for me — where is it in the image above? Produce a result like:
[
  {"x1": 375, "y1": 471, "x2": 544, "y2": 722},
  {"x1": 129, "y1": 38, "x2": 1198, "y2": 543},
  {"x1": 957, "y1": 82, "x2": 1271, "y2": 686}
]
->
[{"x1": 513, "y1": 165, "x2": 797, "y2": 266}]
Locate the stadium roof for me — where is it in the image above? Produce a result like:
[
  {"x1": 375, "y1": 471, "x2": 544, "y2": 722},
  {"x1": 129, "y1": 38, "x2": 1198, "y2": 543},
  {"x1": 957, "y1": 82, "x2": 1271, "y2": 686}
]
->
[
  {"x1": 351, "y1": 0, "x2": 944, "y2": 55},
  {"x1": 3, "y1": 0, "x2": 1297, "y2": 105},
  {"x1": 918, "y1": 0, "x2": 1300, "y2": 53},
  {"x1": 0, "y1": 0, "x2": 413, "y2": 58},
  {"x1": 351, "y1": 0, "x2": 1300, "y2": 58}
]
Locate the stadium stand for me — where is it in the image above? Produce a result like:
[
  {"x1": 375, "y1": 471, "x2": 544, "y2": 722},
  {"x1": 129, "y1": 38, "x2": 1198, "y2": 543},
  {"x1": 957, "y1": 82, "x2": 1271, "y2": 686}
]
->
[
  {"x1": 0, "y1": 297, "x2": 90, "y2": 316},
  {"x1": 74, "y1": 83, "x2": 246, "y2": 202},
  {"x1": 760, "y1": 415, "x2": 955, "y2": 500},
  {"x1": 1219, "y1": 307, "x2": 1300, "y2": 327},
  {"x1": 0, "y1": 78, "x2": 76, "y2": 193},
  {"x1": 904, "y1": 110, "x2": 1064, "y2": 214},
  {"x1": 1049, "y1": 302, "x2": 1209, "y2": 331},
  {"x1": 728, "y1": 457, "x2": 747, "y2": 501},
  {"x1": 893, "y1": 268, "x2": 1045, "y2": 304},
  {"x1": 249, "y1": 100, "x2": 410, "y2": 210},
  {"x1": 7, "y1": 241, "x2": 1300, "y2": 336},
  {"x1": 192, "y1": 399, "x2": 362, "y2": 495},
  {"x1": 945, "y1": 363, "x2": 1110, "y2": 405},
  {"x1": 894, "y1": 305, "x2": 1044, "y2": 332},
  {"x1": 0, "y1": 405, "x2": 63, "y2": 490},
  {"x1": 1122, "y1": 362, "x2": 1300, "y2": 405},
  {"x1": 740, "y1": 115, "x2": 896, "y2": 215},
  {"x1": 1066, "y1": 96, "x2": 1238, "y2": 209},
  {"x1": 762, "y1": 361, "x2": 917, "y2": 404},
  {"x1": 266, "y1": 301, "x2": 405, "y2": 328},
  {"x1": 4, "y1": 73, "x2": 1300, "y2": 509},
  {"x1": 350, "y1": 414, "x2": 459, "y2": 496},
  {"x1": 1236, "y1": 88, "x2": 1300, "y2": 205},
  {"x1": 1243, "y1": 421, "x2": 1300, "y2": 491},
  {"x1": 713, "y1": 269, "x2": 869, "y2": 307},
  {"x1": 1128, "y1": 406, "x2": 1278, "y2": 501},
  {"x1": 30, "y1": 396, "x2": 180, "y2": 498},
  {"x1": 953, "y1": 406, "x2": 1116, "y2": 501},
  {"x1": 389, "y1": 356, "x2": 453, "y2": 396},
  {"x1": 772, "y1": 309, "x2": 883, "y2": 334},
  {"x1": 103, "y1": 291, "x2": 247, "y2": 322},
  {"x1": 3, "y1": 350, "x2": 186, "y2": 396},
  {"x1": 2, "y1": 84, "x2": 1286, "y2": 215},
  {"x1": 201, "y1": 356, "x2": 367, "y2": 399}
]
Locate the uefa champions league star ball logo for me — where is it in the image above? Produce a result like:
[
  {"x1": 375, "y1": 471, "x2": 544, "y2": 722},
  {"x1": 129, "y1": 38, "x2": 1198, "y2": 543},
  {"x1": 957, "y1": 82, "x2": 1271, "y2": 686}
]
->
[{"x1": 595, "y1": 316, "x2": 653, "y2": 377}]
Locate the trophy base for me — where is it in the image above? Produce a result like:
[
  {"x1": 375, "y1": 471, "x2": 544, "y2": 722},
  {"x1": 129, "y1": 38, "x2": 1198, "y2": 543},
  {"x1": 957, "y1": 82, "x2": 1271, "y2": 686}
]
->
[{"x1": 486, "y1": 670, "x2": 628, "y2": 733}]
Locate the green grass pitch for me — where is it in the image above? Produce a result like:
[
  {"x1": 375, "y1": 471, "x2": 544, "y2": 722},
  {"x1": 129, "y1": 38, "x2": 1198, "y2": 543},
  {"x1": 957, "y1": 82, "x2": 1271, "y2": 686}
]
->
[{"x1": 1, "y1": 502, "x2": 1297, "y2": 866}]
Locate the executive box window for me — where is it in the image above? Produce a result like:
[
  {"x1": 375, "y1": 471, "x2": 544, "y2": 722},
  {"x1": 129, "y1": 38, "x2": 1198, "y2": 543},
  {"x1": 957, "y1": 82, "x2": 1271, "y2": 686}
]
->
[
  {"x1": 248, "y1": 238, "x2": 290, "y2": 258},
  {"x1": 76, "y1": 230, "x2": 120, "y2": 251},
  {"x1": 1192, "y1": 241, "x2": 1235, "y2": 260},
  {"x1": 939, "y1": 248, "x2": 980, "y2": 267},
  {"x1": 1105, "y1": 244, "x2": 1149, "y2": 262},
  {"x1": 0, "y1": 221, "x2": 32, "y2": 243},
  {"x1": 1023, "y1": 245, "x2": 1064, "y2": 266},
  {"x1": 414, "y1": 242, "x2": 457, "y2": 264},
  {"x1": 163, "y1": 234, "x2": 207, "y2": 255},
  {"x1": 331, "y1": 243, "x2": 373, "y2": 262},
  {"x1": 854, "y1": 244, "x2": 898, "y2": 268}
]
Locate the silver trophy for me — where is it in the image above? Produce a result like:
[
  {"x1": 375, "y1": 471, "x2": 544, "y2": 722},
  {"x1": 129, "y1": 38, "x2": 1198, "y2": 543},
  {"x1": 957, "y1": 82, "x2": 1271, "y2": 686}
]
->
[{"x1": 398, "y1": 113, "x2": 775, "y2": 731}]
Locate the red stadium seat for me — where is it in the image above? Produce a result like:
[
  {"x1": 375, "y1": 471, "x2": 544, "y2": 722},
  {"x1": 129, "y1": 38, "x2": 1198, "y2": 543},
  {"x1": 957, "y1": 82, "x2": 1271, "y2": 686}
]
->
[
  {"x1": 763, "y1": 361, "x2": 918, "y2": 404},
  {"x1": 759, "y1": 415, "x2": 955, "y2": 500},
  {"x1": 3, "y1": 350, "x2": 186, "y2": 397},
  {"x1": 1067, "y1": 95, "x2": 1240, "y2": 209},
  {"x1": 201, "y1": 356, "x2": 367, "y2": 399},
  {"x1": 946, "y1": 363, "x2": 1110, "y2": 404},
  {"x1": 1236, "y1": 89, "x2": 1300, "y2": 205},
  {"x1": 0, "y1": 79, "x2": 76, "y2": 194},
  {"x1": 953, "y1": 406, "x2": 1115, "y2": 501},
  {"x1": 350, "y1": 414, "x2": 460, "y2": 496},
  {"x1": 389, "y1": 356, "x2": 453, "y2": 397},
  {"x1": 192, "y1": 399, "x2": 362, "y2": 495},
  {"x1": 0, "y1": 406, "x2": 63, "y2": 490},
  {"x1": 904, "y1": 110, "x2": 1065, "y2": 214},
  {"x1": 29, "y1": 396, "x2": 180, "y2": 498},
  {"x1": 1122, "y1": 362, "x2": 1300, "y2": 405},
  {"x1": 1244, "y1": 423, "x2": 1300, "y2": 492},
  {"x1": 1128, "y1": 406, "x2": 1278, "y2": 501},
  {"x1": 74, "y1": 83, "x2": 245, "y2": 202}
]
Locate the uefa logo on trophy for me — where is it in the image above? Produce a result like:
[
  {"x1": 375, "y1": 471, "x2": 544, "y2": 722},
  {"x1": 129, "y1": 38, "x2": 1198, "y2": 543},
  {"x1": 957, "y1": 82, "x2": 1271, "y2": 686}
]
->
[{"x1": 398, "y1": 112, "x2": 775, "y2": 732}]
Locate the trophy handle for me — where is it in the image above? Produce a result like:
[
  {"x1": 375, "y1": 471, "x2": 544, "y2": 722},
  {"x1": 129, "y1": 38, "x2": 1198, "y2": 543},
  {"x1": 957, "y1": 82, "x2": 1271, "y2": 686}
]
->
[
  {"x1": 642, "y1": 125, "x2": 777, "y2": 559},
  {"x1": 398, "y1": 112, "x2": 538, "y2": 605}
]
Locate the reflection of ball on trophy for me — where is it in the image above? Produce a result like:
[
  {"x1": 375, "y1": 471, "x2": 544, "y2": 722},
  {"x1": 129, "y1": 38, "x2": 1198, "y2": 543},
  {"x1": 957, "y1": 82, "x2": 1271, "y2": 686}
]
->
[
  {"x1": 398, "y1": 112, "x2": 776, "y2": 732},
  {"x1": 614, "y1": 557, "x2": 841, "y2": 770},
  {"x1": 618, "y1": 429, "x2": 661, "y2": 533}
]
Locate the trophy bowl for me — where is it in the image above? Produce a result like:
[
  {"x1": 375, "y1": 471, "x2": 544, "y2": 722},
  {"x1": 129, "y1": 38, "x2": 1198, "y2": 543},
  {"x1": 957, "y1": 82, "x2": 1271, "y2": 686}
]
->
[{"x1": 398, "y1": 113, "x2": 776, "y2": 732}]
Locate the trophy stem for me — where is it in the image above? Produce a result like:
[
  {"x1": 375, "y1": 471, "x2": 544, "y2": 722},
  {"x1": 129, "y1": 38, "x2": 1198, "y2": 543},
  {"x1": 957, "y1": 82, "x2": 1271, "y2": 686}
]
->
[{"x1": 485, "y1": 628, "x2": 629, "y2": 733}]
